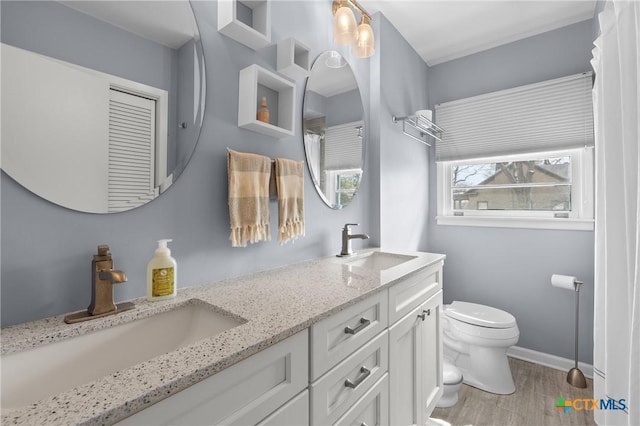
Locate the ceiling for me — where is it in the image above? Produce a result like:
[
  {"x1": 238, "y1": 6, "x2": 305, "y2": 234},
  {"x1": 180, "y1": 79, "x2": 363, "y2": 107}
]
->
[
  {"x1": 59, "y1": 1, "x2": 596, "y2": 66},
  {"x1": 365, "y1": 0, "x2": 597, "y2": 66}
]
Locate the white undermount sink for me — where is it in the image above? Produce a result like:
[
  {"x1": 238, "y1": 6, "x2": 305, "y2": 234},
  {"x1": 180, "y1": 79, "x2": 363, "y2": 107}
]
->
[
  {"x1": 343, "y1": 251, "x2": 417, "y2": 271},
  {"x1": 1, "y1": 299, "x2": 245, "y2": 411}
]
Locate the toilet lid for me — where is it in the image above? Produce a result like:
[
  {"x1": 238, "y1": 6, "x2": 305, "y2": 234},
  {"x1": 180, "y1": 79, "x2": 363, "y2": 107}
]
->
[{"x1": 445, "y1": 301, "x2": 516, "y2": 329}]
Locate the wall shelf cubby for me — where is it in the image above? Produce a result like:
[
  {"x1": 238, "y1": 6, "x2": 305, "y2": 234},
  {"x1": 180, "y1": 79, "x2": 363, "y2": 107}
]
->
[
  {"x1": 238, "y1": 64, "x2": 296, "y2": 138},
  {"x1": 218, "y1": 0, "x2": 271, "y2": 50},
  {"x1": 277, "y1": 38, "x2": 310, "y2": 80}
]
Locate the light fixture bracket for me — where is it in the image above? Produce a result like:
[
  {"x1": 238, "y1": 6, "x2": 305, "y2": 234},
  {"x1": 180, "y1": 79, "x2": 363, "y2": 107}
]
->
[{"x1": 332, "y1": 0, "x2": 372, "y2": 22}]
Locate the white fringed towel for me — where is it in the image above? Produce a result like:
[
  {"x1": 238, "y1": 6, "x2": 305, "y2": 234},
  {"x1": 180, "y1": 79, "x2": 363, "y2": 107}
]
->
[
  {"x1": 227, "y1": 149, "x2": 271, "y2": 247},
  {"x1": 275, "y1": 158, "x2": 305, "y2": 243}
]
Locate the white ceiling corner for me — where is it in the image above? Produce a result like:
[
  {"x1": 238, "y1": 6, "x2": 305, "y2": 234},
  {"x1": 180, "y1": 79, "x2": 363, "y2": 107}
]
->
[{"x1": 365, "y1": 0, "x2": 597, "y2": 66}]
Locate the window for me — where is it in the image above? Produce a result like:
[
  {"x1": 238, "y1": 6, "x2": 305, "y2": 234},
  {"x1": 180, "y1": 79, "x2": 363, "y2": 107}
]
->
[
  {"x1": 437, "y1": 148, "x2": 593, "y2": 230},
  {"x1": 335, "y1": 170, "x2": 361, "y2": 207},
  {"x1": 434, "y1": 72, "x2": 594, "y2": 230}
]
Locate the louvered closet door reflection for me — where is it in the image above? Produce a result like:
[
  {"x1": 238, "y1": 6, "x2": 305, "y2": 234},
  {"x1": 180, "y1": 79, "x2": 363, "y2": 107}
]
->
[{"x1": 108, "y1": 89, "x2": 158, "y2": 213}]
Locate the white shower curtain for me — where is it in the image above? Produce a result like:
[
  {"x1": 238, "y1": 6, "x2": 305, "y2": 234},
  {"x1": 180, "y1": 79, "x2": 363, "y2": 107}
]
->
[
  {"x1": 591, "y1": 1, "x2": 639, "y2": 425},
  {"x1": 304, "y1": 133, "x2": 322, "y2": 184}
]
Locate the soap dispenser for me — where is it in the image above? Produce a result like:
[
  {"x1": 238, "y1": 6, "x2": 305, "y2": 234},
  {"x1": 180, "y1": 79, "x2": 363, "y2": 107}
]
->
[{"x1": 147, "y1": 239, "x2": 177, "y2": 301}]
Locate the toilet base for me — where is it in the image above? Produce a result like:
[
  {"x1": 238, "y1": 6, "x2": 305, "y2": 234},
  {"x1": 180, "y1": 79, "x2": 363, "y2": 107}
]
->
[
  {"x1": 437, "y1": 361, "x2": 463, "y2": 408},
  {"x1": 437, "y1": 387, "x2": 460, "y2": 408},
  {"x1": 447, "y1": 347, "x2": 516, "y2": 395}
]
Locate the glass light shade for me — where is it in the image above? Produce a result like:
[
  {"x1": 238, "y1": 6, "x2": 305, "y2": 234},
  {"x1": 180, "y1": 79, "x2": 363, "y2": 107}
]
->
[
  {"x1": 353, "y1": 20, "x2": 375, "y2": 58},
  {"x1": 325, "y1": 50, "x2": 347, "y2": 68},
  {"x1": 333, "y1": 6, "x2": 357, "y2": 45}
]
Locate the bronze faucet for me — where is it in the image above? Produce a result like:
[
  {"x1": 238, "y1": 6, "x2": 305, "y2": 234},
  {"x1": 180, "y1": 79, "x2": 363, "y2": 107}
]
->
[
  {"x1": 337, "y1": 223, "x2": 370, "y2": 257},
  {"x1": 64, "y1": 245, "x2": 134, "y2": 324}
]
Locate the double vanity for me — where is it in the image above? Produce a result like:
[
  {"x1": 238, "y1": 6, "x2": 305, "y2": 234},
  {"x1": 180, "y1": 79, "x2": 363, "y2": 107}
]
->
[{"x1": 1, "y1": 249, "x2": 445, "y2": 425}]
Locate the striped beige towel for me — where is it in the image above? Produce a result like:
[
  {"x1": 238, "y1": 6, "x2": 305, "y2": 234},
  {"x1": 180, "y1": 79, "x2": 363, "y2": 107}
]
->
[
  {"x1": 275, "y1": 158, "x2": 305, "y2": 243},
  {"x1": 228, "y1": 149, "x2": 271, "y2": 247}
]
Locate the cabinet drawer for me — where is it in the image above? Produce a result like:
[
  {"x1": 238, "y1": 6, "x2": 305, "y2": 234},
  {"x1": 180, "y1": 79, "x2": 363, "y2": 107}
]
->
[
  {"x1": 310, "y1": 331, "x2": 388, "y2": 425},
  {"x1": 310, "y1": 291, "x2": 388, "y2": 380},
  {"x1": 257, "y1": 390, "x2": 309, "y2": 426},
  {"x1": 388, "y1": 262, "x2": 442, "y2": 325},
  {"x1": 119, "y1": 330, "x2": 308, "y2": 426},
  {"x1": 333, "y1": 374, "x2": 389, "y2": 426}
]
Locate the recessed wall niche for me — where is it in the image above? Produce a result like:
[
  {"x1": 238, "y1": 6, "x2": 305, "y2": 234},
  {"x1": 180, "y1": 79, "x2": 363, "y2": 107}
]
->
[{"x1": 218, "y1": 0, "x2": 271, "y2": 50}]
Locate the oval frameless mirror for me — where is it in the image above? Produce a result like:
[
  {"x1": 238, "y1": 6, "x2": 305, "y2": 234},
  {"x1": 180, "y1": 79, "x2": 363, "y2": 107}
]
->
[
  {"x1": 303, "y1": 51, "x2": 365, "y2": 209},
  {"x1": 0, "y1": 0, "x2": 206, "y2": 213}
]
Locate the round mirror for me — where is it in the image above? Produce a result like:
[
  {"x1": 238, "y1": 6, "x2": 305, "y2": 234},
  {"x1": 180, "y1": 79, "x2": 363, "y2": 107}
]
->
[
  {"x1": 303, "y1": 51, "x2": 365, "y2": 209},
  {"x1": 0, "y1": 0, "x2": 206, "y2": 213}
]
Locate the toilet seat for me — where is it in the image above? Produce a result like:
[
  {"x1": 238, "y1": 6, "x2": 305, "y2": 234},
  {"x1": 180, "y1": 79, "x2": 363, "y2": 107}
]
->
[
  {"x1": 445, "y1": 301, "x2": 516, "y2": 329},
  {"x1": 445, "y1": 315, "x2": 520, "y2": 343}
]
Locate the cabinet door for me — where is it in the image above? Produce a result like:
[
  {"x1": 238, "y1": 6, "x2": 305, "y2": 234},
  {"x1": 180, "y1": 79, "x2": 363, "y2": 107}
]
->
[
  {"x1": 118, "y1": 330, "x2": 308, "y2": 425},
  {"x1": 388, "y1": 304, "x2": 424, "y2": 426},
  {"x1": 257, "y1": 390, "x2": 309, "y2": 426},
  {"x1": 420, "y1": 290, "x2": 443, "y2": 419}
]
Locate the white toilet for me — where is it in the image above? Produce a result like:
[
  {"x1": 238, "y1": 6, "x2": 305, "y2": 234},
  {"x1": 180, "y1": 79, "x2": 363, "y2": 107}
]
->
[{"x1": 442, "y1": 301, "x2": 519, "y2": 395}]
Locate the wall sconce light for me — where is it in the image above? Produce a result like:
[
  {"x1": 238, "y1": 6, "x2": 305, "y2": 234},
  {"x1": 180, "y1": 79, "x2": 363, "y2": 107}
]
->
[{"x1": 332, "y1": 0, "x2": 375, "y2": 58}]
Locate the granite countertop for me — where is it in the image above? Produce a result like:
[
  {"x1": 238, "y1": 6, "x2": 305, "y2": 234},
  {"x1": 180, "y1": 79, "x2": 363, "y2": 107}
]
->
[{"x1": 0, "y1": 248, "x2": 445, "y2": 425}]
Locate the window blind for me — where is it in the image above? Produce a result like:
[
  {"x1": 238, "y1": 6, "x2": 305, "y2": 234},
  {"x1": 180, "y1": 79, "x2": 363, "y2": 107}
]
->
[
  {"x1": 434, "y1": 72, "x2": 593, "y2": 161},
  {"x1": 324, "y1": 121, "x2": 364, "y2": 170}
]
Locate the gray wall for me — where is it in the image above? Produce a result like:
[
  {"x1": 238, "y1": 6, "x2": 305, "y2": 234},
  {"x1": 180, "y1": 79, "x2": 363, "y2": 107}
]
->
[
  {"x1": 1, "y1": 1, "x2": 373, "y2": 326},
  {"x1": 372, "y1": 14, "x2": 431, "y2": 251},
  {"x1": 426, "y1": 19, "x2": 596, "y2": 364}
]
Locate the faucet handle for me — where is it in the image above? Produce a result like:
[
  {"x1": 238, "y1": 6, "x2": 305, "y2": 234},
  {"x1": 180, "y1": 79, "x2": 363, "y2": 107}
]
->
[
  {"x1": 94, "y1": 245, "x2": 113, "y2": 263},
  {"x1": 343, "y1": 223, "x2": 359, "y2": 230}
]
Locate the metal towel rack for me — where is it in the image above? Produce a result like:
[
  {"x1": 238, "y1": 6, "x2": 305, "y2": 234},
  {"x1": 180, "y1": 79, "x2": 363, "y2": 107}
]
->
[{"x1": 392, "y1": 114, "x2": 444, "y2": 146}]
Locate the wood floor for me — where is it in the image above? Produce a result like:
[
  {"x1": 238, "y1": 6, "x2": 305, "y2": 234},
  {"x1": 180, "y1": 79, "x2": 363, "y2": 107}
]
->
[{"x1": 431, "y1": 358, "x2": 597, "y2": 426}]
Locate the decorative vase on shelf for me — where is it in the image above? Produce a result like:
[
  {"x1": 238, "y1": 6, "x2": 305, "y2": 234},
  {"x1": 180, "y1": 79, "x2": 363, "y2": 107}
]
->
[{"x1": 257, "y1": 97, "x2": 270, "y2": 124}]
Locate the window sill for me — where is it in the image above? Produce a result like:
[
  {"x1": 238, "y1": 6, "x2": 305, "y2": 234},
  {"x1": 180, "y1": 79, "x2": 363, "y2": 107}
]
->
[{"x1": 436, "y1": 215, "x2": 594, "y2": 231}]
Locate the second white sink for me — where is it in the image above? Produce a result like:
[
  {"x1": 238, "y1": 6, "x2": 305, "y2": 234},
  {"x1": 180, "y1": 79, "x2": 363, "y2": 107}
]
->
[
  {"x1": 1, "y1": 299, "x2": 245, "y2": 412},
  {"x1": 344, "y1": 251, "x2": 417, "y2": 271}
]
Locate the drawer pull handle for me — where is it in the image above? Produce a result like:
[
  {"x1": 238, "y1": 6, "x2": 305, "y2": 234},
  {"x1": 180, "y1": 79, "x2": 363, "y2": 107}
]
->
[
  {"x1": 418, "y1": 313, "x2": 426, "y2": 321},
  {"x1": 345, "y1": 366, "x2": 371, "y2": 389},
  {"x1": 424, "y1": 308, "x2": 431, "y2": 316},
  {"x1": 344, "y1": 317, "x2": 370, "y2": 335}
]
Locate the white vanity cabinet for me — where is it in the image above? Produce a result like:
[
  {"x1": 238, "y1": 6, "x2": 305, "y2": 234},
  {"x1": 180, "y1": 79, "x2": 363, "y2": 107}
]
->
[
  {"x1": 388, "y1": 263, "x2": 444, "y2": 426},
  {"x1": 118, "y1": 330, "x2": 308, "y2": 425},
  {"x1": 119, "y1": 256, "x2": 443, "y2": 426}
]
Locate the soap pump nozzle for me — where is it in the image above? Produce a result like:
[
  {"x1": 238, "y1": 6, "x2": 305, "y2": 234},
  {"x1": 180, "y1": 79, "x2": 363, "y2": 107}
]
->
[{"x1": 155, "y1": 239, "x2": 172, "y2": 256}]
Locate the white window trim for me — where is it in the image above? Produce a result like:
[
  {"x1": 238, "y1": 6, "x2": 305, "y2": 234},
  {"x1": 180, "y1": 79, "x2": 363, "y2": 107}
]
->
[{"x1": 436, "y1": 148, "x2": 594, "y2": 231}]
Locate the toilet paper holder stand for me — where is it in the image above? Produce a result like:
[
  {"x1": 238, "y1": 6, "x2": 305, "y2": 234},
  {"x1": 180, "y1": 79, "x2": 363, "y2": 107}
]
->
[{"x1": 567, "y1": 278, "x2": 588, "y2": 388}]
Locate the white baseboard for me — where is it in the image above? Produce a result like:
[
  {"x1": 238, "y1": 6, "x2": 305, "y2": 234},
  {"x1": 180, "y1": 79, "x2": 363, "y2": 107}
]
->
[{"x1": 507, "y1": 346, "x2": 594, "y2": 379}]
